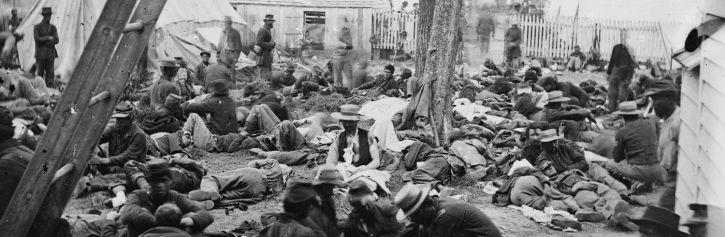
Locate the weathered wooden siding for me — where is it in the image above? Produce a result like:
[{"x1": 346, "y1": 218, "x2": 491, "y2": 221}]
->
[
  {"x1": 233, "y1": 4, "x2": 374, "y2": 58},
  {"x1": 675, "y1": 26, "x2": 725, "y2": 220}
]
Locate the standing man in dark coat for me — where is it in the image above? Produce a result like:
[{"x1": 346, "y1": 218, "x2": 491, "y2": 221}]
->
[
  {"x1": 194, "y1": 51, "x2": 211, "y2": 86},
  {"x1": 504, "y1": 19, "x2": 522, "y2": 69},
  {"x1": 256, "y1": 15, "x2": 276, "y2": 80},
  {"x1": 34, "y1": 7, "x2": 59, "y2": 87},
  {"x1": 217, "y1": 16, "x2": 243, "y2": 61}
]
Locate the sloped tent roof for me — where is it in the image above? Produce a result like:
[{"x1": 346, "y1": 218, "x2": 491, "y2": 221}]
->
[
  {"x1": 229, "y1": 0, "x2": 391, "y2": 9},
  {"x1": 15, "y1": 0, "x2": 251, "y2": 82}
]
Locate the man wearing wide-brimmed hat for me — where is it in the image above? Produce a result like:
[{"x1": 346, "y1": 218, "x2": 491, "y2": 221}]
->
[
  {"x1": 540, "y1": 90, "x2": 591, "y2": 123},
  {"x1": 341, "y1": 179, "x2": 402, "y2": 237},
  {"x1": 182, "y1": 77, "x2": 239, "y2": 135},
  {"x1": 150, "y1": 57, "x2": 181, "y2": 108},
  {"x1": 34, "y1": 6, "x2": 59, "y2": 87},
  {"x1": 394, "y1": 182, "x2": 502, "y2": 237},
  {"x1": 307, "y1": 165, "x2": 346, "y2": 237},
  {"x1": 326, "y1": 104, "x2": 381, "y2": 174},
  {"x1": 256, "y1": 14, "x2": 276, "y2": 80},
  {"x1": 122, "y1": 160, "x2": 214, "y2": 235},
  {"x1": 644, "y1": 80, "x2": 680, "y2": 211},
  {"x1": 536, "y1": 129, "x2": 589, "y2": 174},
  {"x1": 605, "y1": 101, "x2": 664, "y2": 189}
]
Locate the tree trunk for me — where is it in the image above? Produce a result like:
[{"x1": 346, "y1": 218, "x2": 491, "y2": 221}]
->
[
  {"x1": 414, "y1": 0, "x2": 436, "y2": 77},
  {"x1": 423, "y1": 0, "x2": 464, "y2": 146}
]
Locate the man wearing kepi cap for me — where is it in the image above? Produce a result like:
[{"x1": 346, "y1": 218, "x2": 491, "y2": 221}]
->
[
  {"x1": 606, "y1": 101, "x2": 664, "y2": 191},
  {"x1": 90, "y1": 101, "x2": 148, "y2": 174},
  {"x1": 341, "y1": 179, "x2": 402, "y2": 237},
  {"x1": 150, "y1": 57, "x2": 181, "y2": 108},
  {"x1": 395, "y1": 182, "x2": 502, "y2": 237}
]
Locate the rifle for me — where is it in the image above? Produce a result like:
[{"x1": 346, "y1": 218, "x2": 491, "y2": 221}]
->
[{"x1": 216, "y1": 197, "x2": 264, "y2": 215}]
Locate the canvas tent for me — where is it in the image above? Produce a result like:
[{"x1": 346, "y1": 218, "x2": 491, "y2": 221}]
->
[{"x1": 15, "y1": 0, "x2": 253, "y2": 82}]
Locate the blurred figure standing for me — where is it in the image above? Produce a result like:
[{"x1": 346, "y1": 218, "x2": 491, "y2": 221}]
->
[
  {"x1": 332, "y1": 14, "x2": 353, "y2": 89},
  {"x1": 34, "y1": 7, "x2": 59, "y2": 87}
]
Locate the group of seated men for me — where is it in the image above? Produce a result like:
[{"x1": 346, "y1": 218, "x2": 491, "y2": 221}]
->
[{"x1": 0, "y1": 47, "x2": 686, "y2": 236}]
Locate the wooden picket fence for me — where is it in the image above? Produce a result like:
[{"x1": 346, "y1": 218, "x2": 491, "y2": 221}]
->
[
  {"x1": 513, "y1": 14, "x2": 675, "y2": 64},
  {"x1": 371, "y1": 10, "x2": 418, "y2": 53}
]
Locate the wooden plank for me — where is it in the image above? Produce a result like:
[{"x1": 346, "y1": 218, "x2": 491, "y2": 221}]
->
[
  {"x1": 36, "y1": 3, "x2": 170, "y2": 235},
  {"x1": 0, "y1": 1, "x2": 138, "y2": 235}
]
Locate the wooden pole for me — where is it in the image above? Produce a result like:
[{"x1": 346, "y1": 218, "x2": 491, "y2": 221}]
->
[{"x1": 0, "y1": 0, "x2": 167, "y2": 236}]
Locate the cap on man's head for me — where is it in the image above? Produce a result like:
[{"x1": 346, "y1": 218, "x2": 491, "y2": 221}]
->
[
  {"x1": 112, "y1": 101, "x2": 134, "y2": 118},
  {"x1": 200, "y1": 51, "x2": 211, "y2": 57},
  {"x1": 348, "y1": 180, "x2": 373, "y2": 203},
  {"x1": 263, "y1": 14, "x2": 275, "y2": 22},
  {"x1": 284, "y1": 181, "x2": 316, "y2": 203},
  {"x1": 41, "y1": 7, "x2": 52, "y2": 15},
  {"x1": 384, "y1": 64, "x2": 395, "y2": 73},
  {"x1": 147, "y1": 160, "x2": 172, "y2": 182},
  {"x1": 223, "y1": 15, "x2": 232, "y2": 22}
]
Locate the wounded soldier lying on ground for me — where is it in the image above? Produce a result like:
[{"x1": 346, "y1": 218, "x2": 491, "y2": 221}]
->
[
  {"x1": 399, "y1": 141, "x2": 466, "y2": 190},
  {"x1": 187, "y1": 159, "x2": 291, "y2": 208},
  {"x1": 245, "y1": 103, "x2": 318, "y2": 165},
  {"x1": 494, "y1": 160, "x2": 637, "y2": 231}
]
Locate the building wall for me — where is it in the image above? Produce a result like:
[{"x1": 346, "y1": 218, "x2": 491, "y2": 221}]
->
[
  {"x1": 233, "y1": 4, "x2": 373, "y2": 59},
  {"x1": 675, "y1": 26, "x2": 725, "y2": 220}
]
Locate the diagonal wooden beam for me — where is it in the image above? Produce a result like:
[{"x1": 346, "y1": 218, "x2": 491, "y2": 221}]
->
[
  {"x1": 26, "y1": 2, "x2": 168, "y2": 236},
  {"x1": 0, "y1": 0, "x2": 137, "y2": 235},
  {"x1": 0, "y1": 0, "x2": 166, "y2": 236}
]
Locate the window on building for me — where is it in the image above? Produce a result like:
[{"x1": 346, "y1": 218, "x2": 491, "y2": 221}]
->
[{"x1": 303, "y1": 11, "x2": 326, "y2": 50}]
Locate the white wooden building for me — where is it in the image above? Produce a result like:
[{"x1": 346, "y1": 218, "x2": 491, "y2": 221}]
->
[
  {"x1": 671, "y1": 0, "x2": 725, "y2": 228},
  {"x1": 229, "y1": 0, "x2": 390, "y2": 58}
]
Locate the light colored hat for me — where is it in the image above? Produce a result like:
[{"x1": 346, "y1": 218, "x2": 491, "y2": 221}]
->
[
  {"x1": 546, "y1": 90, "x2": 571, "y2": 103},
  {"x1": 313, "y1": 165, "x2": 346, "y2": 187},
  {"x1": 331, "y1": 104, "x2": 365, "y2": 121},
  {"x1": 612, "y1": 101, "x2": 642, "y2": 115},
  {"x1": 223, "y1": 15, "x2": 232, "y2": 22},
  {"x1": 538, "y1": 129, "x2": 562, "y2": 143},
  {"x1": 394, "y1": 183, "x2": 432, "y2": 221}
]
